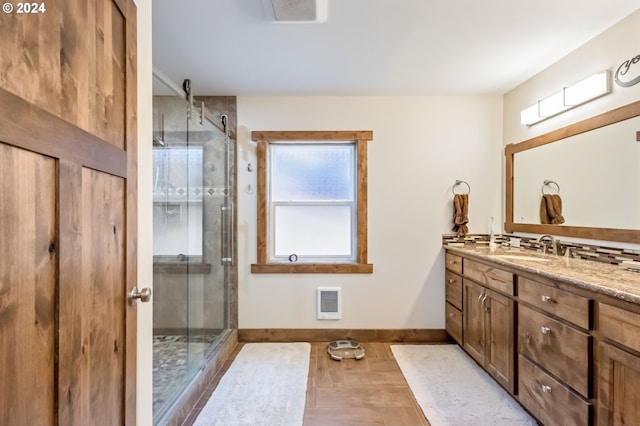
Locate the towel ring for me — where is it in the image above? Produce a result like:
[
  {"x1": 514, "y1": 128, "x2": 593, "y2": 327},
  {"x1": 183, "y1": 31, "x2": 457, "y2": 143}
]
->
[
  {"x1": 541, "y1": 180, "x2": 560, "y2": 195},
  {"x1": 452, "y1": 180, "x2": 471, "y2": 195}
]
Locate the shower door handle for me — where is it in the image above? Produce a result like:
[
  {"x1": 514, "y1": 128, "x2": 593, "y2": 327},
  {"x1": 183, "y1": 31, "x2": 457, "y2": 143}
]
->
[
  {"x1": 128, "y1": 286, "x2": 152, "y2": 305},
  {"x1": 221, "y1": 205, "x2": 233, "y2": 264}
]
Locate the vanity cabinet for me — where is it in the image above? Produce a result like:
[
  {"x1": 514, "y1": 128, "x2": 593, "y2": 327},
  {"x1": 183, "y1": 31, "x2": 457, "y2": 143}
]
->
[
  {"x1": 444, "y1": 247, "x2": 640, "y2": 426},
  {"x1": 461, "y1": 258, "x2": 515, "y2": 394},
  {"x1": 597, "y1": 303, "x2": 640, "y2": 426}
]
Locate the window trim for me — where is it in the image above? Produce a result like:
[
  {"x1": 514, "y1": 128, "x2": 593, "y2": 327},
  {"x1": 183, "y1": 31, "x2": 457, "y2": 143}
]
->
[{"x1": 250, "y1": 130, "x2": 373, "y2": 274}]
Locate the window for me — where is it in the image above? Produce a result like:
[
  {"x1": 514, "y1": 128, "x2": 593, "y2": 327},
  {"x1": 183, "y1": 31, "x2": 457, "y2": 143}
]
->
[{"x1": 251, "y1": 131, "x2": 373, "y2": 273}]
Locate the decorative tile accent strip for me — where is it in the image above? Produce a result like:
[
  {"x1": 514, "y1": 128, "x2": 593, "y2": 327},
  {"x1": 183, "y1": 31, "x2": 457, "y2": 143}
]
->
[
  {"x1": 442, "y1": 234, "x2": 640, "y2": 266},
  {"x1": 153, "y1": 186, "x2": 229, "y2": 201},
  {"x1": 442, "y1": 233, "x2": 509, "y2": 246}
]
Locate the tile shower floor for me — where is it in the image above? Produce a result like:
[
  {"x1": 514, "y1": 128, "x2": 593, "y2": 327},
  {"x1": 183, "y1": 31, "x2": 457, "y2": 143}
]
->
[{"x1": 153, "y1": 334, "x2": 218, "y2": 416}]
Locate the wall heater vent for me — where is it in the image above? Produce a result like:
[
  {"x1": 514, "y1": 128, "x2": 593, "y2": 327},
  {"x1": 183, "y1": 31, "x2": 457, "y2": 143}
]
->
[
  {"x1": 262, "y1": 0, "x2": 327, "y2": 23},
  {"x1": 317, "y1": 287, "x2": 341, "y2": 320}
]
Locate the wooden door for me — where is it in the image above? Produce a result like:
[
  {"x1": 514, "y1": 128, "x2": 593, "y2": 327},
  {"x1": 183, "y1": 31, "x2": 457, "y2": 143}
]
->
[
  {"x1": 598, "y1": 342, "x2": 640, "y2": 426},
  {"x1": 0, "y1": 1, "x2": 138, "y2": 425},
  {"x1": 484, "y1": 288, "x2": 514, "y2": 393},
  {"x1": 463, "y1": 279, "x2": 485, "y2": 364}
]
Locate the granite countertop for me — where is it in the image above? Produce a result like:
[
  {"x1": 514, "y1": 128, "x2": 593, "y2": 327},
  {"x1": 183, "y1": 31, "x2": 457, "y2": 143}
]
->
[{"x1": 445, "y1": 245, "x2": 640, "y2": 304}]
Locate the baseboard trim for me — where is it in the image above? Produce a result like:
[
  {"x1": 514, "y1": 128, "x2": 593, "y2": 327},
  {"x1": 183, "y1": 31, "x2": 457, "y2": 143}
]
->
[{"x1": 238, "y1": 328, "x2": 451, "y2": 343}]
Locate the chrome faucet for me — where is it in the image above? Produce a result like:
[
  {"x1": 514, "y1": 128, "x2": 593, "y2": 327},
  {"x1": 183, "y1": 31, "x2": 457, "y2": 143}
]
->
[{"x1": 537, "y1": 234, "x2": 559, "y2": 255}]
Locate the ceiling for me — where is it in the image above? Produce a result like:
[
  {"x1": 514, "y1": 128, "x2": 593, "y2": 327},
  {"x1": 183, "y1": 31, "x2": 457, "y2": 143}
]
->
[{"x1": 152, "y1": 0, "x2": 640, "y2": 96}]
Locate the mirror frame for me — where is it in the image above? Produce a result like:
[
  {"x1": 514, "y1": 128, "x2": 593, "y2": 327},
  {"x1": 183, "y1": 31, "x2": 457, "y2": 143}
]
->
[{"x1": 505, "y1": 99, "x2": 640, "y2": 244}]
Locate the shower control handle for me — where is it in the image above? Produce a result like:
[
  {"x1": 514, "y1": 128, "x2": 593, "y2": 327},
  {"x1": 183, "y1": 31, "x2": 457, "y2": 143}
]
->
[{"x1": 128, "y1": 286, "x2": 152, "y2": 305}]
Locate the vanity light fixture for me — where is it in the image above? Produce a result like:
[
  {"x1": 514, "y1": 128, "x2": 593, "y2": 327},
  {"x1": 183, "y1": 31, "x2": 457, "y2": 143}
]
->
[{"x1": 521, "y1": 70, "x2": 611, "y2": 126}]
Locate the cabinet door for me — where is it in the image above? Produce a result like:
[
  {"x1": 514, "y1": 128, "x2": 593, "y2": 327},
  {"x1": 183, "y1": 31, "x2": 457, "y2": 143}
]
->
[
  {"x1": 598, "y1": 342, "x2": 640, "y2": 426},
  {"x1": 485, "y1": 288, "x2": 515, "y2": 393},
  {"x1": 463, "y1": 279, "x2": 486, "y2": 365}
]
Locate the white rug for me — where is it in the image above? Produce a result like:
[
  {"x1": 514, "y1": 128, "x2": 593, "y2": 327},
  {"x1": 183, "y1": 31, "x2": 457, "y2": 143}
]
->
[
  {"x1": 391, "y1": 344, "x2": 536, "y2": 426},
  {"x1": 193, "y1": 342, "x2": 310, "y2": 426}
]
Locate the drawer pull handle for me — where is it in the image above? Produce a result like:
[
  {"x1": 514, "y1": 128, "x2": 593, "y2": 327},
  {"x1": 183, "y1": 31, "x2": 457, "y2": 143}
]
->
[
  {"x1": 448, "y1": 279, "x2": 455, "y2": 284},
  {"x1": 541, "y1": 326, "x2": 551, "y2": 335},
  {"x1": 541, "y1": 384, "x2": 552, "y2": 393},
  {"x1": 541, "y1": 295, "x2": 552, "y2": 303}
]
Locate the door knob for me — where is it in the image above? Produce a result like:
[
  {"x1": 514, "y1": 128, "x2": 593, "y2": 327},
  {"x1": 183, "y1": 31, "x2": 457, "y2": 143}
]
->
[{"x1": 128, "y1": 286, "x2": 152, "y2": 305}]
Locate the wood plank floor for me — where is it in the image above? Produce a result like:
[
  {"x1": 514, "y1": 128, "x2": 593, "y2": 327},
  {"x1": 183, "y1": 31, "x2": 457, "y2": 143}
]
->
[{"x1": 183, "y1": 342, "x2": 430, "y2": 426}]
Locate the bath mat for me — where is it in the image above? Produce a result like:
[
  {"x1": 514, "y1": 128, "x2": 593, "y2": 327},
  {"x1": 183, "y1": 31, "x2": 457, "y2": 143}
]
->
[
  {"x1": 391, "y1": 344, "x2": 536, "y2": 426},
  {"x1": 193, "y1": 342, "x2": 310, "y2": 426}
]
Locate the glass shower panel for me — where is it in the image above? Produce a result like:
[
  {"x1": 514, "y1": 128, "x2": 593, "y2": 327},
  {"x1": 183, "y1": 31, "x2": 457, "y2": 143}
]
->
[
  {"x1": 185, "y1": 105, "x2": 205, "y2": 379},
  {"x1": 201, "y1": 115, "x2": 231, "y2": 356},
  {"x1": 152, "y1": 74, "x2": 233, "y2": 424},
  {"x1": 152, "y1": 74, "x2": 193, "y2": 419}
]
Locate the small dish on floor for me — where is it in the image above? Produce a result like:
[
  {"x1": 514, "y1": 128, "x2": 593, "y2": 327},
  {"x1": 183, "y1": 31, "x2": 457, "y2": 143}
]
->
[{"x1": 327, "y1": 340, "x2": 365, "y2": 361}]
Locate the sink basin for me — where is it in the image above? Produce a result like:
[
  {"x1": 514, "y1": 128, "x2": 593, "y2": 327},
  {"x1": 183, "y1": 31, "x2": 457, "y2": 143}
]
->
[{"x1": 496, "y1": 254, "x2": 550, "y2": 262}]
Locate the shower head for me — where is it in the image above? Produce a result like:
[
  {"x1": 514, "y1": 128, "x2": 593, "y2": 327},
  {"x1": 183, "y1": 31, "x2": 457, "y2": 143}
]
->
[{"x1": 153, "y1": 135, "x2": 166, "y2": 147}]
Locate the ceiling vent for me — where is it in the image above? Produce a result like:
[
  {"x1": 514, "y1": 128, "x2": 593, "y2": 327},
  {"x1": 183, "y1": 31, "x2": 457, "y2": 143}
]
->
[{"x1": 262, "y1": 0, "x2": 327, "y2": 23}]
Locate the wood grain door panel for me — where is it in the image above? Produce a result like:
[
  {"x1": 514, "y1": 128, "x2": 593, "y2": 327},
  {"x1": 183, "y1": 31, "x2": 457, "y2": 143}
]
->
[
  {"x1": 463, "y1": 279, "x2": 485, "y2": 364},
  {"x1": 485, "y1": 288, "x2": 514, "y2": 393},
  {"x1": 0, "y1": 0, "x2": 128, "y2": 149},
  {"x1": 598, "y1": 342, "x2": 640, "y2": 426},
  {"x1": 0, "y1": 145, "x2": 57, "y2": 426},
  {"x1": 599, "y1": 303, "x2": 640, "y2": 354},
  {"x1": 58, "y1": 165, "x2": 126, "y2": 425},
  {"x1": 0, "y1": 0, "x2": 137, "y2": 423}
]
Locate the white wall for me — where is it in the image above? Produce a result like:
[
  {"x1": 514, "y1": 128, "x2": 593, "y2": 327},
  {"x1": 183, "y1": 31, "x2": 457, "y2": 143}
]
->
[
  {"x1": 237, "y1": 96, "x2": 503, "y2": 329},
  {"x1": 136, "y1": 0, "x2": 153, "y2": 424},
  {"x1": 503, "y1": 9, "x2": 640, "y2": 250},
  {"x1": 504, "y1": 10, "x2": 640, "y2": 144}
]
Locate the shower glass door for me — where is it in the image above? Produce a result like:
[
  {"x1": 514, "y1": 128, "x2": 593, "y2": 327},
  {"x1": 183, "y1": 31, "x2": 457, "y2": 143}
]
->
[{"x1": 152, "y1": 73, "x2": 231, "y2": 423}]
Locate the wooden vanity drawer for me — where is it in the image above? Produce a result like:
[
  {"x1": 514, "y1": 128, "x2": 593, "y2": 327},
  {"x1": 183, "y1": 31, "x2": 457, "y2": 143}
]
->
[
  {"x1": 599, "y1": 303, "x2": 640, "y2": 353},
  {"x1": 445, "y1": 270, "x2": 463, "y2": 310},
  {"x1": 445, "y1": 302, "x2": 462, "y2": 344},
  {"x1": 445, "y1": 252, "x2": 462, "y2": 274},
  {"x1": 464, "y1": 259, "x2": 514, "y2": 295},
  {"x1": 518, "y1": 355, "x2": 592, "y2": 426},
  {"x1": 518, "y1": 305, "x2": 591, "y2": 398},
  {"x1": 519, "y1": 277, "x2": 592, "y2": 330}
]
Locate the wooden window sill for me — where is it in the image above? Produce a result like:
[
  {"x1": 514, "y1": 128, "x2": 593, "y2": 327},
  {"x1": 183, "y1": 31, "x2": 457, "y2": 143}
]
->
[{"x1": 251, "y1": 263, "x2": 373, "y2": 274}]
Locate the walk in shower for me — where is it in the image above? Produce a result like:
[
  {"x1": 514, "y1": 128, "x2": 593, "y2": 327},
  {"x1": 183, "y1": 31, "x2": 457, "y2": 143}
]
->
[{"x1": 152, "y1": 72, "x2": 234, "y2": 423}]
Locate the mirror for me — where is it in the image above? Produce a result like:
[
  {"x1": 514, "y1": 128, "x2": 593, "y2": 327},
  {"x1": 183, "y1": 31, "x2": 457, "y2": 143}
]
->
[{"x1": 505, "y1": 100, "x2": 640, "y2": 244}]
